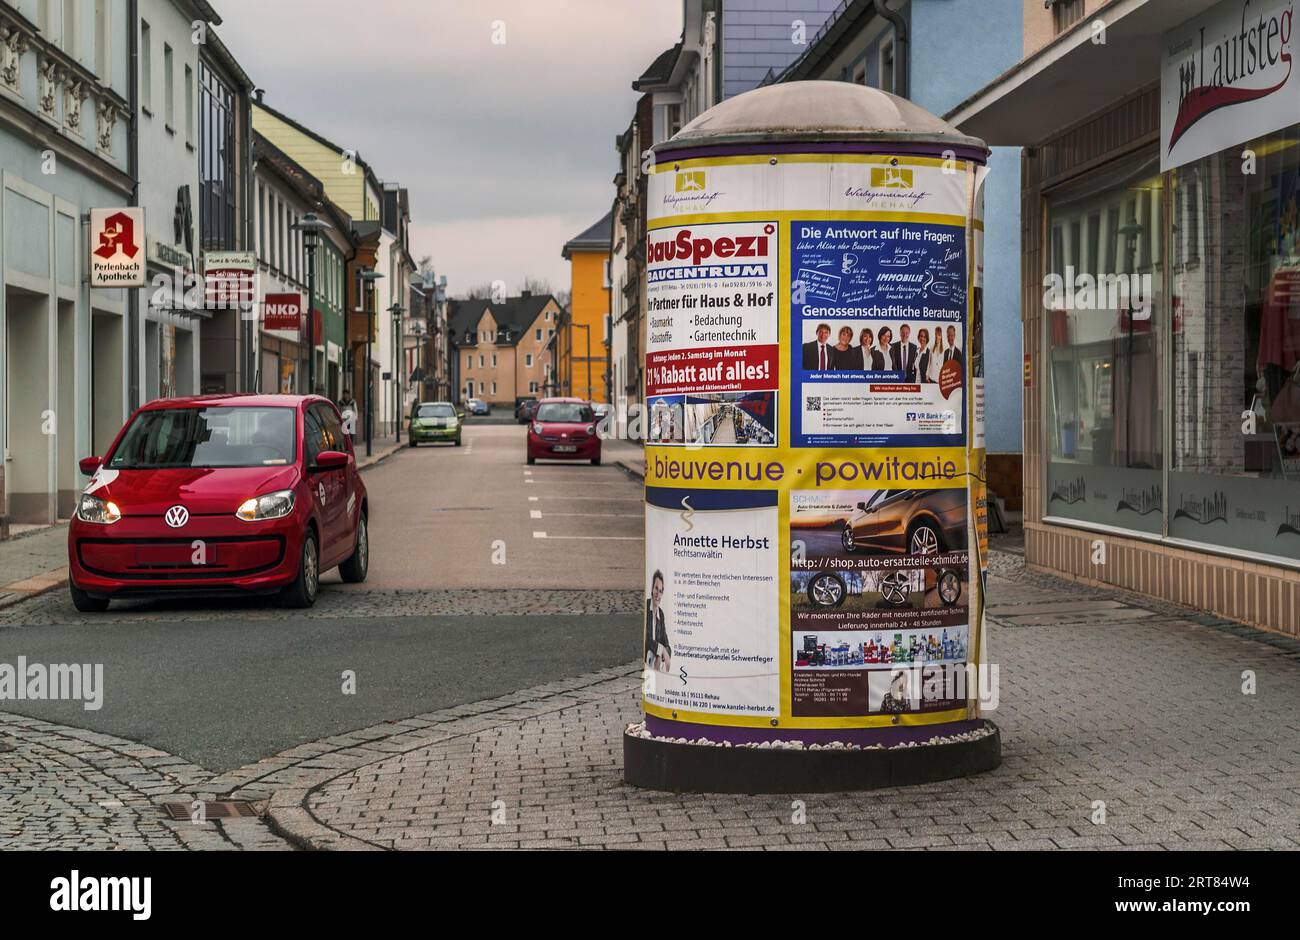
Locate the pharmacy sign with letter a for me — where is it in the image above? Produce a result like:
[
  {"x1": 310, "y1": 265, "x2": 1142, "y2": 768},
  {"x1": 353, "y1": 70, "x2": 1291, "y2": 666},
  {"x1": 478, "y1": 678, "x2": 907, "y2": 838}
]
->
[{"x1": 89, "y1": 207, "x2": 146, "y2": 287}]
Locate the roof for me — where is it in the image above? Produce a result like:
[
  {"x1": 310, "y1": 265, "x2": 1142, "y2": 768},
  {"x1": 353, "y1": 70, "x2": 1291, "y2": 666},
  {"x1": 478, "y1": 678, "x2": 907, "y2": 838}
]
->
[
  {"x1": 200, "y1": 27, "x2": 254, "y2": 91},
  {"x1": 945, "y1": 0, "x2": 1204, "y2": 146},
  {"x1": 253, "y1": 99, "x2": 384, "y2": 194},
  {"x1": 633, "y1": 42, "x2": 682, "y2": 90},
  {"x1": 448, "y1": 294, "x2": 558, "y2": 348},
  {"x1": 772, "y1": 0, "x2": 876, "y2": 84},
  {"x1": 252, "y1": 132, "x2": 357, "y2": 244},
  {"x1": 561, "y1": 211, "x2": 613, "y2": 259},
  {"x1": 140, "y1": 394, "x2": 324, "y2": 410},
  {"x1": 656, "y1": 81, "x2": 988, "y2": 156}
]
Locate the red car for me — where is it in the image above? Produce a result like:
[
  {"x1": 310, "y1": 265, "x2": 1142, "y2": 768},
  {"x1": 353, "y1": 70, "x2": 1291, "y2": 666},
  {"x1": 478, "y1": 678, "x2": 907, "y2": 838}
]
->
[
  {"x1": 526, "y1": 398, "x2": 601, "y2": 465},
  {"x1": 67, "y1": 394, "x2": 369, "y2": 612}
]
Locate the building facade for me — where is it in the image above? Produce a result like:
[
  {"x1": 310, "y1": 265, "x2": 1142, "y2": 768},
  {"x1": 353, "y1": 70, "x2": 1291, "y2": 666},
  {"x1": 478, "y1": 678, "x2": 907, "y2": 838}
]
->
[
  {"x1": 450, "y1": 294, "x2": 559, "y2": 407},
  {"x1": 559, "y1": 210, "x2": 612, "y2": 403},
  {"x1": 196, "y1": 25, "x2": 253, "y2": 396},
  {"x1": 251, "y1": 130, "x2": 351, "y2": 400},
  {"x1": 951, "y1": 0, "x2": 1300, "y2": 635},
  {"x1": 0, "y1": 0, "x2": 134, "y2": 527},
  {"x1": 772, "y1": 0, "x2": 1027, "y2": 509},
  {"x1": 253, "y1": 97, "x2": 385, "y2": 433}
]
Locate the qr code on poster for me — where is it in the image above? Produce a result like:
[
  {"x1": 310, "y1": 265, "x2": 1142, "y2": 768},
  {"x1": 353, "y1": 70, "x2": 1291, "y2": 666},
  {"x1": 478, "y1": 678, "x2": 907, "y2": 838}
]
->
[{"x1": 806, "y1": 396, "x2": 822, "y2": 412}]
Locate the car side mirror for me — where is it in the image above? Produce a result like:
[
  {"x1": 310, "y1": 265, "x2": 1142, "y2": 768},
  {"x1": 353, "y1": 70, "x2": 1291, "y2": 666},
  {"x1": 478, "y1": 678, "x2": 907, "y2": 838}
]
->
[
  {"x1": 457, "y1": 411, "x2": 465, "y2": 421},
  {"x1": 856, "y1": 501, "x2": 868, "y2": 511},
  {"x1": 314, "y1": 450, "x2": 348, "y2": 471},
  {"x1": 79, "y1": 456, "x2": 103, "y2": 476}
]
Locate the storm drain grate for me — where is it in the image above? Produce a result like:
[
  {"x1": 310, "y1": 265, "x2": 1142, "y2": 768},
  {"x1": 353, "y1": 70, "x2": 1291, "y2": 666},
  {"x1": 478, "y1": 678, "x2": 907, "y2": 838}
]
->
[{"x1": 161, "y1": 800, "x2": 259, "y2": 821}]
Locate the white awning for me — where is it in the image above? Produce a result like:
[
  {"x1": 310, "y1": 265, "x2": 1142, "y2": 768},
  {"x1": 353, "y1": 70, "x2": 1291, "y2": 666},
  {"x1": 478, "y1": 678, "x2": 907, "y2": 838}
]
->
[{"x1": 945, "y1": 0, "x2": 1221, "y2": 146}]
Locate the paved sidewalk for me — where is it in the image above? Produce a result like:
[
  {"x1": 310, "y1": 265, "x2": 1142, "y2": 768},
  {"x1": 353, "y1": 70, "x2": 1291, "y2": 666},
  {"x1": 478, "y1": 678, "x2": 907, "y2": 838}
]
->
[
  {"x1": 256, "y1": 553, "x2": 1300, "y2": 851},
  {"x1": 0, "y1": 439, "x2": 405, "y2": 610},
  {"x1": 4, "y1": 549, "x2": 1299, "y2": 850},
  {"x1": 602, "y1": 439, "x2": 645, "y2": 479}
]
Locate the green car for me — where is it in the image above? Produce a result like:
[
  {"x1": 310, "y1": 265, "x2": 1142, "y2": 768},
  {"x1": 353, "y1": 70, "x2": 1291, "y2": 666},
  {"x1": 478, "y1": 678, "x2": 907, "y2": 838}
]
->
[{"x1": 408, "y1": 401, "x2": 462, "y2": 447}]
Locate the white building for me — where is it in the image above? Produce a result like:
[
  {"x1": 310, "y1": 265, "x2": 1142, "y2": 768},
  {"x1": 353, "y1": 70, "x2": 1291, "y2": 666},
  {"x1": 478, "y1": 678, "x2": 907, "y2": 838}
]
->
[
  {"x1": 135, "y1": 0, "x2": 220, "y2": 409},
  {"x1": 0, "y1": 0, "x2": 133, "y2": 526}
]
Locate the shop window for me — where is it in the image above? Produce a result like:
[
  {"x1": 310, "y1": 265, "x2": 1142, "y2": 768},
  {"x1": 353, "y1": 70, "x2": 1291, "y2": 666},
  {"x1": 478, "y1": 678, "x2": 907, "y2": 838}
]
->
[
  {"x1": 1044, "y1": 152, "x2": 1165, "y2": 534},
  {"x1": 1170, "y1": 131, "x2": 1300, "y2": 560}
]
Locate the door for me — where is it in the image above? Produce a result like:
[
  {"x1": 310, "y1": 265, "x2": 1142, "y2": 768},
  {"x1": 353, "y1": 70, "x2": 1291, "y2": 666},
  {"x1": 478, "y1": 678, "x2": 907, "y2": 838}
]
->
[{"x1": 304, "y1": 405, "x2": 346, "y2": 564}]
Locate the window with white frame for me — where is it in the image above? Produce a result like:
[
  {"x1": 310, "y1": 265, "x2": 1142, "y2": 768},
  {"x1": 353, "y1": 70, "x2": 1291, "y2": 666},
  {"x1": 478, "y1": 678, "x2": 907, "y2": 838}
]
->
[
  {"x1": 525, "y1": 354, "x2": 533, "y2": 367},
  {"x1": 879, "y1": 39, "x2": 894, "y2": 94}
]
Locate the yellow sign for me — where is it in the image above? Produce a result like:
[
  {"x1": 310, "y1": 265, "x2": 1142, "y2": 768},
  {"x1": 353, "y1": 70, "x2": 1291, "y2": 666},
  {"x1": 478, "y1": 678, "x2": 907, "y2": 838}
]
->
[
  {"x1": 675, "y1": 171, "x2": 706, "y2": 192},
  {"x1": 870, "y1": 166, "x2": 913, "y2": 188}
]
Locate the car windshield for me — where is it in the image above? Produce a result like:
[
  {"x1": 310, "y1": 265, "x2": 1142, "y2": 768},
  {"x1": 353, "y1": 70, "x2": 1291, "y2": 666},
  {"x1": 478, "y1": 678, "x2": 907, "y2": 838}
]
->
[
  {"x1": 417, "y1": 404, "x2": 455, "y2": 418},
  {"x1": 536, "y1": 403, "x2": 594, "y2": 423},
  {"x1": 107, "y1": 407, "x2": 297, "y2": 469}
]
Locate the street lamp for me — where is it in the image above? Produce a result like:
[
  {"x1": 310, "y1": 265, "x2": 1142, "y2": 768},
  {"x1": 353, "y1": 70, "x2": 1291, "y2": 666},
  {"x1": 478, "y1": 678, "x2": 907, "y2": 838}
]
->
[
  {"x1": 388, "y1": 303, "x2": 405, "y2": 444},
  {"x1": 357, "y1": 268, "x2": 385, "y2": 457},
  {"x1": 291, "y1": 212, "x2": 331, "y2": 395}
]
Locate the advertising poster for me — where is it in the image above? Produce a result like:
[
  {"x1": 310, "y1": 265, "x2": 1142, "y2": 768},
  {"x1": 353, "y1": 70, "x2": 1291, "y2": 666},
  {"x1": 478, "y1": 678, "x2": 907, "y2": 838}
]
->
[
  {"x1": 792, "y1": 220, "x2": 967, "y2": 447},
  {"x1": 642, "y1": 152, "x2": 985, "y2": 732},
  {"x1": 644, "y1": 487, "x2": 779, "y2": 717},
  {"x1": 789, "y1": 488, "x2": 970, "y2": 717},
  {"x1": 645, "y1": 221, "x2": 780, "y2": 423}
]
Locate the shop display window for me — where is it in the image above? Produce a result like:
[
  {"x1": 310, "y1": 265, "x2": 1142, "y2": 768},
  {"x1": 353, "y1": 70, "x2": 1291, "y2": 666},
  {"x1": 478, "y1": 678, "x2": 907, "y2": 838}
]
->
[
  {"x1": 1169, "y1": 131, "x2": 1300, "y2": 560},
  {"x1": 1044, "y1": 152, "x2": 1165, "y2": 534}
]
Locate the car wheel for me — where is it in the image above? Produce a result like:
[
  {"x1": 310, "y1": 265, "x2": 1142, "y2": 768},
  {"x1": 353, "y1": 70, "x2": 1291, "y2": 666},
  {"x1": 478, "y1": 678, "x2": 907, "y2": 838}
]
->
[
  {"x1": 807, "y1": 572, "x2": 846, "y2": 608},
  {"x1": 879, "y1": 571, "x2": 911, "y2": 607},
  {"x1": 339, "y1": 513, "x2": 369, "y2": 584},
  {"x1": 937, "y1": 568, "x2": 961, "y2": 606},
  {"x1": 909, "y1": 522, "x2": 942, "y2": 556},
  {"x1": 281, "y1": 530, "x2": 320, "y2": 608},
  {"x1": 840, "y1": 524, "x2": 857, "y2": 554},
  {"x1": 591, "y1": 456, "x2": 601, "y2": 466},
  {"x1": 69, "y1": 583, "x2": 110, "y2": 613},
  {"x1": 527, "y1": 455, "x2": 536, "y2": 465},
  {"x1": 409, "y1": 440, "x2": 418, "y2": 448}
]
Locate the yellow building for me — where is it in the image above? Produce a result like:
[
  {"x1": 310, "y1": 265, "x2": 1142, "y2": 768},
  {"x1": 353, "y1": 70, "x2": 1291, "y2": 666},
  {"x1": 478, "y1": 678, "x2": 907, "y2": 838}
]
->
[{"x1": 559, "y1": 212, "x2": 612, "y2": 403}]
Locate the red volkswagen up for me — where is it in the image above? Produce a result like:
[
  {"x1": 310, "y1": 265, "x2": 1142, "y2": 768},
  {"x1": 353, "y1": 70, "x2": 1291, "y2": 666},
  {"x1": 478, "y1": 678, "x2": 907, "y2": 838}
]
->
[
  {"x1": 526, "y1": 398, "x2": 601, "y2": 465},
  {"x1": 68, "y1": 395, "x2": 369, "y2": 612}
]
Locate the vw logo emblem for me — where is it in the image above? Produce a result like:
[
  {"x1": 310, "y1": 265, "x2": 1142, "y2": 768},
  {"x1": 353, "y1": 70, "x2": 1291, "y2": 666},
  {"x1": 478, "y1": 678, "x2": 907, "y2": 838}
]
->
[{"x1": 164, "y1": 505, "x2": 189, "y2": 529}]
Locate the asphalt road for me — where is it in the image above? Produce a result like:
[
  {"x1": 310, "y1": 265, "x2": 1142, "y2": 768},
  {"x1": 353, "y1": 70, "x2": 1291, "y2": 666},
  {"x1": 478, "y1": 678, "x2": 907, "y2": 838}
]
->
[{"x1": 0, "y1": 423, "x2": 643, "y2": 772}]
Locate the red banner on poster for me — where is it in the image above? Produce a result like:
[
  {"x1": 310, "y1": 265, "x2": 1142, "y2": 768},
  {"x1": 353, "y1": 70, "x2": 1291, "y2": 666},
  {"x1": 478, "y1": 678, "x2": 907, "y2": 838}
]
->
[{"x1": 646, "y1": 344, "x2": 778, "y2": 396}]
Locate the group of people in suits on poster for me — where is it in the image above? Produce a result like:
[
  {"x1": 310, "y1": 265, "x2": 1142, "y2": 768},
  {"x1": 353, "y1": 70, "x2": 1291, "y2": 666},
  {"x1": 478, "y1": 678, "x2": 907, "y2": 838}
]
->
[{"x1": 801, "y1": 321, "x2": 962, "y2": 383}]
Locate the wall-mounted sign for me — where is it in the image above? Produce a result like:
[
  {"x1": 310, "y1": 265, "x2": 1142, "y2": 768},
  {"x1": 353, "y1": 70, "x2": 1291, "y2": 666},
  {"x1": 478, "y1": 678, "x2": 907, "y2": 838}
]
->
[
  {"x1": 89, "y1": 207, "x2": 146, "y2": 287},
  {"x1": 263, "y1": 293, "x2": 302, "y2": 332},
  {"x1": 1161, "y1": 0, "x2": 1299, "y2": 170},
  {"x1": 204, "y1": 251, "x2": 256, "y2": 310}
]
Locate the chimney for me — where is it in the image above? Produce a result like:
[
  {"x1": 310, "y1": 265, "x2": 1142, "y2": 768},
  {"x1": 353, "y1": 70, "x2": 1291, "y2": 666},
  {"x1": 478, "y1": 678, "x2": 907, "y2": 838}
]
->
[{"x1": 520, "y1": 290, "x2": 532, "y2": 298}]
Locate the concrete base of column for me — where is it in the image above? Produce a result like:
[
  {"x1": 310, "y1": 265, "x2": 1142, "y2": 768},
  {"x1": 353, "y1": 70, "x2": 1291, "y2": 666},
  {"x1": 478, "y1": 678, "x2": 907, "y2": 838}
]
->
[{"x1": 623, "y1": 720, "x2": 1000, "y2": 794}]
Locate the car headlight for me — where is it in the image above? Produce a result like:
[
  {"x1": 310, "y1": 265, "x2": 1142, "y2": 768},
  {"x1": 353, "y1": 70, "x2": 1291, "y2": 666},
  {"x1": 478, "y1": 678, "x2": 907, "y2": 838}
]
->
[
  {"x1": 77, "y1": 494, "x2": 122, "y2": 525},
  {"x1": 532, "y1": 422, "x2": 543, "y2": 435},
  {"x1": 236, "y1": 489, "x2": 296, "y2": 521}
]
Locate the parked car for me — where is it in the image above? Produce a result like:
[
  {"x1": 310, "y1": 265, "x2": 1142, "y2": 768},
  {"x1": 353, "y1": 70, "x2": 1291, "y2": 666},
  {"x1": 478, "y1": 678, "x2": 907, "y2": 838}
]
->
[
  {"x1": 67, "y1": 395, "x2": 369, "y2": 612},
  {"x1": 466, "y1": 398, "x2": 490, "y2": 416},
  {"x1": 840, "y1": 489, "x2": 967, "y2": 556},
  {"x1": 408, "y1": 401, "x2": 462, "y2": 447},
  {"x1": 515, "y1": 398, "x2": 539, "y2": 424},
  {"x1": 526, "y1": 398, "x2": 601, "y2": 466}
]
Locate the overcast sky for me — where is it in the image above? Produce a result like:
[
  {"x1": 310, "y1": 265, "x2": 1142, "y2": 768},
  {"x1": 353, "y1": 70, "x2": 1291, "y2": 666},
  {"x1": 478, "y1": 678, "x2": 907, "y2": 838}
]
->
[{"x1": 217, "y1": 0, "x2": 681, "y2": 296}]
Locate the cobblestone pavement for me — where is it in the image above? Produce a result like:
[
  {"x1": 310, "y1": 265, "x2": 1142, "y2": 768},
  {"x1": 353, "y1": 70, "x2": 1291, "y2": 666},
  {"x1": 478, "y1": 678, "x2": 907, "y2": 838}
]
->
[
  {"x1": 0, "y1": 712, "x2": 289, "y2": 850},
  {"x1": 4, "y1": 549, "x2": 1299, "y2": 850},
  {"x1": 0, "y1": 586, "x2": 642, "y2": 627},
  {"x1": 281, "y1": 555, "x2": 1300, "y2": 850}
]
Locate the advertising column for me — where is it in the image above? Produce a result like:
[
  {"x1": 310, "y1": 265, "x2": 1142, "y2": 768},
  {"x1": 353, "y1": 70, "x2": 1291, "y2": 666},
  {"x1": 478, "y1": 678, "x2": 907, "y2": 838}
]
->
[{"x1": 640, "y1": 150, "x2": 989, "y2": 744}]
